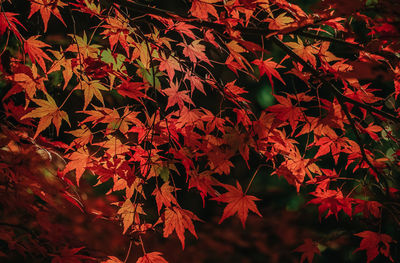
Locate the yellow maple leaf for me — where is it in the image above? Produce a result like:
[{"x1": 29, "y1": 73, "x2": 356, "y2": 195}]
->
[
  {"x1": 286, "y1": 37, "x2": 319, "y2": 68},
  {"x1": 266, "y1": 13, "x2": 294, "y2": 30},
  {"x1": 117, "y1": 199, "x2": 145, "y2": 234},
  {"x1": 22, "y1": 93, "x2": 70, "y2": 138},
  {"x1": 80, "y1": 77, "x2": 108, "y2": 110}
]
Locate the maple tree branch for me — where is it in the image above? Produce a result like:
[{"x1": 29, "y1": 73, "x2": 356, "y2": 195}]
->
[
  {"x1": 271, "y1": 36, "x2": 400, "y2": 123},
  {"x1": 298, "y1": 31, "x2": 362, "y2": 49},
  {"x1": 123, "y1": 240, "x2": 133, "y2": 263},
  {"x1": 299, "y1": 31, "x2": 400, "y2": 64},
  {"x1": 108, "y1": 0, "x2": 274, "y2": 35},
  {"x1": 271, "y1": 35, "x2": 391, "y2": 189}
]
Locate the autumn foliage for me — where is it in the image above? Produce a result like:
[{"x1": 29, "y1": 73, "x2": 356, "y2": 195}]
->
[{"x1": 1, "y1": 0, "x2": 400, "y2": 262}]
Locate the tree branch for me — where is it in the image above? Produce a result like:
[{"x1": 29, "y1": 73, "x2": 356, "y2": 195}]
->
[
  {"x1": 271, "y1": 36, "x2": 400, "y2": 123},
  {"x1": 271, "y1": 35, "x2": 391, "y2": 189}
]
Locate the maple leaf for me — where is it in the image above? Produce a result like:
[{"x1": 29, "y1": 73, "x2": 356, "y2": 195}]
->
[
  {"x1": 21, "y1": 93, "x2": 70, "y2": 138},
  {"x1": 213, "y1": 181, "x2": 262, "y2": 227},
  {"x1": 80, "y1": 78, "x2": 108, "y2": 110},
  {"x1": 178, "y1": 40, "x2": 210, "y2": 65},
  {"x1": 158, "y1": 55, "x2": 181, "y2": 81},
  {"x1": 116, "y1": 79, "x2": 148, "y2": 103},
  {"x1": 204, "y1": 29, "x2": 219, "y2": 48},
  {"x1": 224, "y1": 80, "x2": 250, "y2": 105},
  {"x1": 12, "y1": 64, "x2": 46, "y2": 100},
  {"x1": 51, "y1": 247, "x2": 95, "y2": 263},
  {"x1": 189, "y1": 0, "x2": 219, "y2": 20},
  {"x1": 102, "y1": 256, "x2": 123, "y2": 263},
  {"x1": 267, "y1": 94, "x2": 305, "y2": 132},
  {"x1": 24, "y1": 36, "x2": 52, "y2": 72},
  {"x1": 96, "y1": 136, "x2": 131, "y2": 156},
  {"x1": 28, "y1": 0, "x2": 66, "y2": 32},
  {"x1": 152, "y1": 182, "x2": 178, "y2": 214},
  {"x1": 286, "y1": 38, "x2": 319, "y2": 68},
  {"x1": 252, "y1": 58, "x2": 285, "y2": 87},
  {"x1": 47, "y1": 49, "x2": 73, "y2": 89},
  {"x1": 226, "y1": 40, "x2": 252, "y2": 74},
  {"x1": 294, "y1": 238, "x2": 321, "y2": 263},
  {"x1": 265, "y1": 12, "x2": 294, "y2": 30},
  {"x1": 354, "y1": 231, "x2": 395, "y2": 263},
  {"x1": 62, "y1": 147, "x2": 91, "y2": 185},
  {"x1": 162, "y1": 206, "x2": 200, "y2": 249},
  {"x1": 353, "y1": 200, "x2": 381, "y2": 218},
  {"x1": 0, "y1": 12, "x2": 25, "y2": 38},
  {"x1": 184, "y1": 72, "x2": 206, "y2": 95},
  {"x1": 66, "y1": 31, "x2": 101, "y2": 58},
  {"x1": 118, "y1": 199, "x2": 145, "y2": 234},
  {"x1": 162, "y1": 81, "x2": 194, "y2": 110},
  {"x1": 361, "y1": 123, "x2": 382, "y2": 141},
  {"x1": 66, "y1": 125, "x2": 93, "y2": 147},
  {"x1": 137, "y1": 252, "x2": 168, "y2": 263},
  {"x1": 188, "y1": 171, "x2": 220, "y2": 205},
  {"x1": 275, "y1": 152, "x2": 312, "y2": 192},
  {"x1": 101, "y1": 10, "x2": 132, "y2": 55},
  {"x1": 171, "y1": 22, "x2": 198, "y2": 40},
  {"x1": 308, "y1": 187, "x2": 353, "y2": 220}
]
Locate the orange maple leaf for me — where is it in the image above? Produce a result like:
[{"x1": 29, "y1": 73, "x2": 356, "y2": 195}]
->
[
  {"x1": 162, "y1": 81, "x2": 194, "y2": 110},
  {"x1": 102, "y1": 256, "x2": 123, "y2": 263},
  {"x1": 66, "y1": 32, "x2": 101, "y2": 58},
  {"x1": 117, "y1": 199, "x2": 145, "y2": 234},
  {"x1": 62, "y1": 147, "x2": 91, "y2": 185},
  {"x1": 189, "y1": 0, "x2": 219, "y2": 20},
  {"x1": 136, "y1": 252, "x2": 168, "y2": 263},
  {"x1": 28, "y1": 0, "x2": 66, "y2": 32},
  {"x1": 101, "y1": 10, "x2": 131, "y2": 55},
  {"x1": 267, "y1": 94, "x2": 305, "y2": 132},
  {"x1": 21, "y1": 93, "x2": 70, "y2": 138},
  {"x1": 12, "y1": 64, "x2": 46, "y2": 100},
  {"x1": 158, "y1": 55, "x2": 181, "y2": 81},
  {"x1": 24, "y1": 36, "x2": 52, "y2": 72},
  {"x1": 162, "y1": 206, "x2": 200, "y2": 249},
  {"x1": 178, "y1": 40, "x2": 210, "y2": 65},
  {"x1": 47, "y1": 49, "x2": 73, "y2": 90},
  {"x1": 265, "y1": 12, "x2": 294, "y2": 30},
  {"x1": 80, "y1": 78, "x2": 108, "y2": 110},
  {"x1": 152, "y1": 182, "x2": 178, "y2": 214},
  {"x1": 213, "y1": 181, "x2": 262, "y2": 227},
  {"x1": 286, "y1": 38, "x2": 319, "y2": 68}
]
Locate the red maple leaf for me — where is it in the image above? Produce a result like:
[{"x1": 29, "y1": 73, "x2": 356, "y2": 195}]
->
[
  {"x1": 267, "y1": 94, "x2": 305, "y2": 132},
  {"x1": 161, "y1": 206, "x2": 200, "y2": 249},
  {"x1": 308, "y1": 187, "x2": 353, "y2": 220},
  {"x1": 294, "y1": 238, "x2": 321, "y2": 263},
  {"x1": 213, "y1": 181, "x2": 262, "y2": 227},
  {"x1": 354, "y1": 231, "x2": 395, "y2": 263},
  {"x1": 252, "y1": 58, "x2": 285, "y2": 87},
  {"x1": 0, "y1": 12, "x2": 25, "y2": 38},
  {"x1": 51, "y1": 247, "x2": 94, "y2": 263},
  {"x1": 353, "y1": 200, "x2": 381, "y2": 218}
]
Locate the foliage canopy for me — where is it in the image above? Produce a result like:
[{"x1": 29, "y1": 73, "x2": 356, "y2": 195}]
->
[{"x1": 1, "y1": 0, "x2": 400, "y2": 262}]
